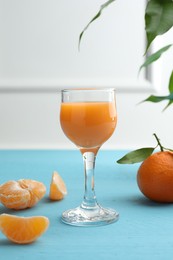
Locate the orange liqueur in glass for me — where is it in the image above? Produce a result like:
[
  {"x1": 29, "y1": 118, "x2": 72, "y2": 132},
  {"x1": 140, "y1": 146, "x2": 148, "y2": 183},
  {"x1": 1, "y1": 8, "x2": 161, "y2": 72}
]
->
[{"x1": 60, "y1": 101, "x2": 117, "y2": 155}]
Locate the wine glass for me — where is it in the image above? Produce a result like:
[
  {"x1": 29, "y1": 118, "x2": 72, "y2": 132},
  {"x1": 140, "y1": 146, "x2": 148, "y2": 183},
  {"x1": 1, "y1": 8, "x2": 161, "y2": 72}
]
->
[{"x1": 60, "y1": 88, "x2": 119, "y2": 226}]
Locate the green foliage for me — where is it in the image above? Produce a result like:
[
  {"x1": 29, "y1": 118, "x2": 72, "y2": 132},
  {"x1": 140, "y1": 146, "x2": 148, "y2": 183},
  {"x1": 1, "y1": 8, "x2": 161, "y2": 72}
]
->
[
  {"x1": 143, "y1": 0, "x2": 173, "y2": 109},
  {"x1": 117, "y1": 148, "x2": 155, "y2": 164},
  {"x1": 117, "y1": 133, "x2": 173, "y2": 164},
  {"x1": 168, "y1": 70, "x2": 173, "y2": 93},
  {"x1": 139, "y1": 44, "x2": 172, "y2": 73},
  {"x1": 143, "y1": 94, "x2": 173, "y2": 103},
  {"x1": 142, "y1": 71, "x2": 173, "y2": 110},
  {"x1": 145, "y1": 0, "x2": 173, "y2": 51},
  {"x1": 78, "y1": 0, "x2": 116, "y2": 50},
  {"x1": 163, "y1": 71, "x2": 173, "y2": 110},
  {"x1": 78, "y1": 0, "x2": 173, "y2": 109}
]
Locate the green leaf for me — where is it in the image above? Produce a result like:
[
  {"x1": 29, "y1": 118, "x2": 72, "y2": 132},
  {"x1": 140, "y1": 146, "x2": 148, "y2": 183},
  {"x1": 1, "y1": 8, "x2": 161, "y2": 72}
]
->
[
  {"x1": 141, "y1": 93, "x2": 173, "y2": 111},
  {"x1": 117, "y1": 147, "x2": 155, "y2": 164},
  {"x1": 162, "y1": 71, "x2": 173, "y2": 110},
  {"x1": 139, "y1": 44, "x2": 172, "y2": 73},
  {"x1": 143, "y1": 93, "x2": 173, "y2": 103},
  {"x1": 145, "y1": 0, "x2": 173, "y2": 51},
  {"x1": 168, "y1": 70, "x2": 173, "y2": 93},
  {"x1": 163, "y1": 100, "x2": 173, "y2": 111},
  {"x1": 78, "y1": 0, "x2": 116, "y2": 50}
]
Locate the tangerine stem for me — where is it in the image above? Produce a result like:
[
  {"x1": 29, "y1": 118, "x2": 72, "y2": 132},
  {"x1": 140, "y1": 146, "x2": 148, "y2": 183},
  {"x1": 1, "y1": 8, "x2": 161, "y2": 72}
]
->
[{"x1": 153, "y1": 133, "x2": 164, "y2": 152}]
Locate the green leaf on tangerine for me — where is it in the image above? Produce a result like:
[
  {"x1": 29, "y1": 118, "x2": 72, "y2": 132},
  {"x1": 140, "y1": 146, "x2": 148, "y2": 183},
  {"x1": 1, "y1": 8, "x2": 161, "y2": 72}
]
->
[
  {"x1": 139, "y1": 44, "x2": 172, "y2": 73},
  {"x1": 78, "y1": 0, "x2": 116, "y2": 50},
  {"x1": 117, "y1": 147, "x2": 155, "y2": 164}
]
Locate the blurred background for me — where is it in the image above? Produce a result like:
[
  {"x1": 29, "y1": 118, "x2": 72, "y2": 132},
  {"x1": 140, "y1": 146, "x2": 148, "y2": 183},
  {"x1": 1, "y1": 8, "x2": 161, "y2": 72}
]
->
[{"x1": 0, "y1": 0, "x2": 173, "y2": 150}]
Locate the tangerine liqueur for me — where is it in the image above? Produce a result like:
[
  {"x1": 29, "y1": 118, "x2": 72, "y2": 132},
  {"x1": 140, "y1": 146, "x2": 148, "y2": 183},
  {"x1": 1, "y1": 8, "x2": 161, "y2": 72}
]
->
[
  {"x1": 60, "y1": 101, "x2": 117, "y2": 151},
  {"x1": 60, "y1": 88, "x2": 119, "y2": 226}
]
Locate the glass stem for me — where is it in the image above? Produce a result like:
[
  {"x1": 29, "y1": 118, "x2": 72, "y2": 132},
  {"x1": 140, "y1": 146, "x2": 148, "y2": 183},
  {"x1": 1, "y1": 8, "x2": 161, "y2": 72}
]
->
[{"x1": 81, "y1": 152, "x2": 98, "y2": 209}]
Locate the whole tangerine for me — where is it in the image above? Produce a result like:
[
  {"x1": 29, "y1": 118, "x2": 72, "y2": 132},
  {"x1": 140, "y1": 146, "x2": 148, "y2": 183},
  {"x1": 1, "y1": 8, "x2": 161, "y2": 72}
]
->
[{"x1": 137, "y1": 151, "x2": 173, "y2": 203}]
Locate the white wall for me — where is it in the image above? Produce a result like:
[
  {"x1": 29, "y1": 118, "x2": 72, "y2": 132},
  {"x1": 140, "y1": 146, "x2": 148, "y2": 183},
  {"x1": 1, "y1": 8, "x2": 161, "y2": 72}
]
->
[{"x1": 0, "y1": 0, "x2": 173, "y2": 150}]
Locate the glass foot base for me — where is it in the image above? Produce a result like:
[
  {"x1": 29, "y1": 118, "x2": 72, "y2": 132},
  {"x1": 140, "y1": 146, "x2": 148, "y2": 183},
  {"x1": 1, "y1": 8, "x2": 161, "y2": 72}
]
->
[{"x1": 61, "y1": 204, "x2": 119, "y2": 226}]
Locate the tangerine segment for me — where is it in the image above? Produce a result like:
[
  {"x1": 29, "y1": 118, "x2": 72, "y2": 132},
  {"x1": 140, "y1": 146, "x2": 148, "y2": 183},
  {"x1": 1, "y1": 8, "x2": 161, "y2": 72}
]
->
[
  {"x1": 0, "y1": 214, "x2": 49, "y2": 244},
  {"x1": 0, "y1": 179, "x2": 46, "y2": 210},
  {"x1": 49, "y1": 171, "x2": 67, "y2": 201}
]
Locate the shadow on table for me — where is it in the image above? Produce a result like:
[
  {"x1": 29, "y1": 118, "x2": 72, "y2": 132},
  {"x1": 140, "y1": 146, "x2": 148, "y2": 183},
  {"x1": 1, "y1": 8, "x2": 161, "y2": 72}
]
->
[
  {"x1": 117, "y1": 195, "x2": 173, "y2": 208},
  {"x1": 0, "y1": 206, "x2": 15, "y2": 215},
  {"x1": 0, "y1": 238, "x2": 16, "y2": 246},
  {"x1": 0, "y1": 238, "x2": 36, "y2": 247}
]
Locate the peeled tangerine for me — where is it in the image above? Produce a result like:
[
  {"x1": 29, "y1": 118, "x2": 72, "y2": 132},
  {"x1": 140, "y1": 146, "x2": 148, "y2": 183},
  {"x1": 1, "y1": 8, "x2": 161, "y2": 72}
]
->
[
  {"x1": 0, "y1": 179, "x2": 46, "y2": 210},
  {"x1": 0, "y1": 214, "x2": 49, "y2": 244}
]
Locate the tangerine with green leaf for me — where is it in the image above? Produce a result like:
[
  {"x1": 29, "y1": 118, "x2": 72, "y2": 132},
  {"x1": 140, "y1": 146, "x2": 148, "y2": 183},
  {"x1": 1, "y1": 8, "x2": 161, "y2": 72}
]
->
[
  {"x1": 117, "y1": 133, "x2": 173, "y2": 203},
  {"x1": 137, "y1": 150, "x2": 173, "y2": 203}
]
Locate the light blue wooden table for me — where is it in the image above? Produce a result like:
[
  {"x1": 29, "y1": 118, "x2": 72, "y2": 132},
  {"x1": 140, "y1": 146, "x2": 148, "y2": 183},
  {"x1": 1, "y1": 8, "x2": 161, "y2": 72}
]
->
[{"x1": 0, "y1": 150, "x2": 173, "y2": 260}]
